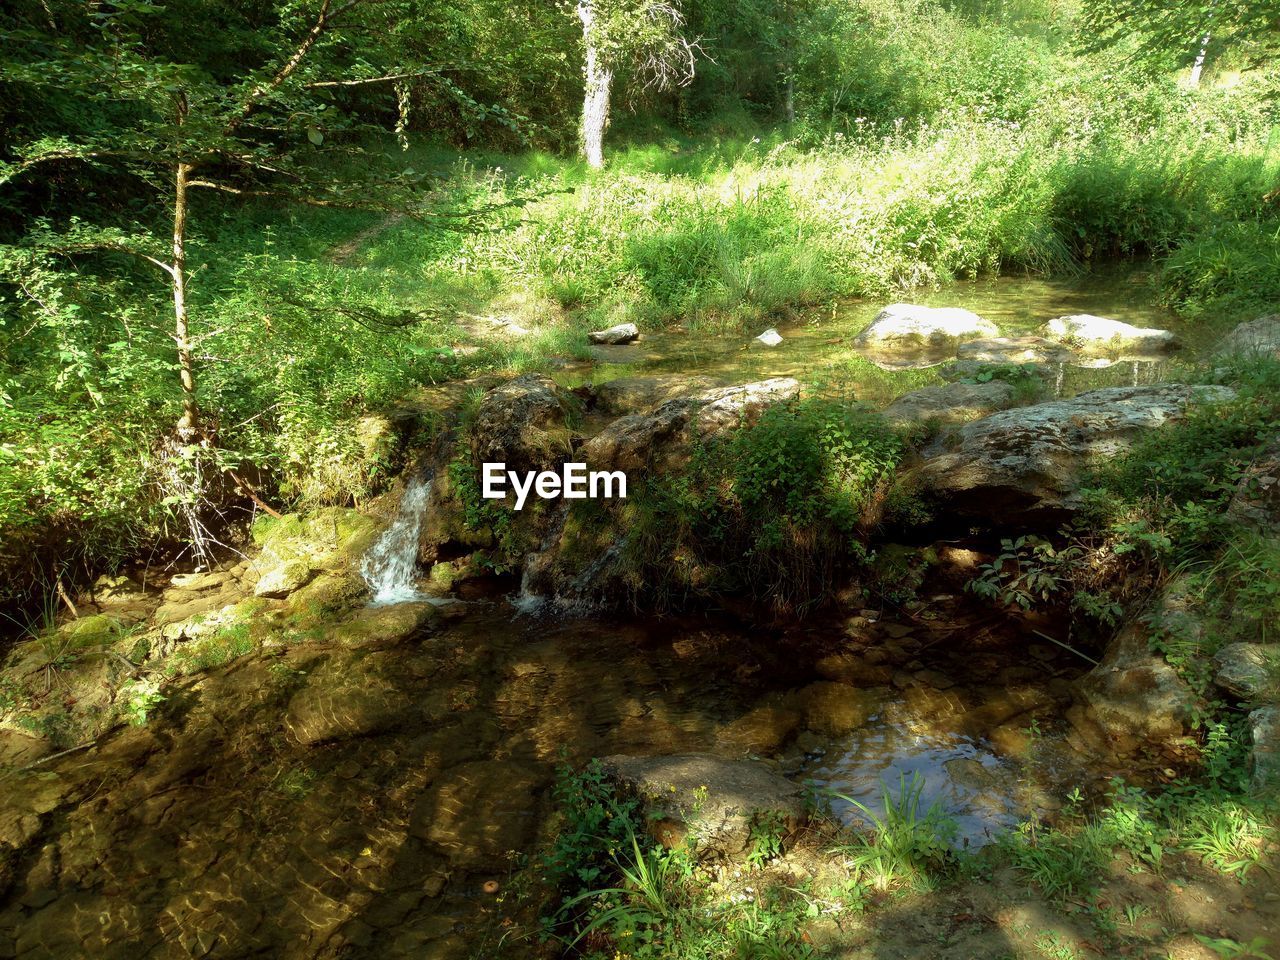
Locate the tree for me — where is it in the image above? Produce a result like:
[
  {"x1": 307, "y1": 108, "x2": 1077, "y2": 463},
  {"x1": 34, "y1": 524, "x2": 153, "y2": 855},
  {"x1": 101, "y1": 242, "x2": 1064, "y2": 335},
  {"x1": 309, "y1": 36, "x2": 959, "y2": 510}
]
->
[
  {"x1": 0, "y1": 0, "x2": 461, "y2": 563},
  {"x1": 570, "y1": 0, "x2": 702, "y2": 167},
  {"x1": 1078, "y1": 0, "x2": 1279, "y2": 81}
]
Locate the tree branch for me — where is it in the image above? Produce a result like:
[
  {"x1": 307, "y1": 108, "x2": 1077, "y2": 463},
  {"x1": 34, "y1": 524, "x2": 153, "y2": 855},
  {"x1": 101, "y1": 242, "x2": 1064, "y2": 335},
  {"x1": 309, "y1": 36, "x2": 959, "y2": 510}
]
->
[{"x1": 303, "y1": 67, "x2": 444, "y2": 88}]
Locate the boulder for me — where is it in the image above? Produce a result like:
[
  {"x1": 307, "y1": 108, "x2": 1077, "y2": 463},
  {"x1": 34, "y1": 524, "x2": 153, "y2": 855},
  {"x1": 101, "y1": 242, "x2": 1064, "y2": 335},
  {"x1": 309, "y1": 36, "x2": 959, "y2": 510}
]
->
[
  {"x1": 601, "y1": 753, "x2": 806, "y2": 857},
  {"x1": 1039, "y1": 314, "x2": 1178, "y2": 353},
  {"x1": 253, "y1": 559, "x2": 315, "y2": 599},
  {"x1": 1227, "y1": 435, "x2": 1280, "y2": 535},
  {"x1": 1248, "y1": 706, "x2": 1279, "y2": 790},
  {"x1": 1216, "y1": 314, "x2": 1280, "y2": 361},
  {"x1": 325, "y1": 602, "x2": 437, "y2": 647},
  {"x1": 581, "y1": 377, "x2": 801, "y2": 476},
  {"x1": 955, "y1": 336, "x2": 1076, "y2": 365},
  {"x1": 853, "y1": 304, "x2": 999, "y2": 347},
  {"x1": 1213, "y1": 643, "x2": 1278, "y2": 702},
  {"x1": 915, "y1": 384, "x2": 1235, "y2": 518},
  {"x1": 469, "y1": 374, "x2": 576, "y2": 476},
  {"x1": 591, "y1": 375, "x2": 719, "y2": 416},
  {"x1": 756, "y1": 328, "x2": 783, "y2": 347},
  {"x1": 1073, "y1": 615, "x2": 1198, "y2": 756},
  {"x1": 880, "y1": 380, "x2": 1017, "y2": 427},
  {"x1": 587, "y1": 322, "x2": 640, "y2": 345}
]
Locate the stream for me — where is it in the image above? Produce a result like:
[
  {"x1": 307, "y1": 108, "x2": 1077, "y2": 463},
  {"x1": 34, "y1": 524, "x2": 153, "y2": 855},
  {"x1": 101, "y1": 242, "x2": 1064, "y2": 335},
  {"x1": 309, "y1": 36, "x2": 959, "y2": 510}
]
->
[{"x1": 0, "y1": 266, "x2": 1207, "y2": 958}]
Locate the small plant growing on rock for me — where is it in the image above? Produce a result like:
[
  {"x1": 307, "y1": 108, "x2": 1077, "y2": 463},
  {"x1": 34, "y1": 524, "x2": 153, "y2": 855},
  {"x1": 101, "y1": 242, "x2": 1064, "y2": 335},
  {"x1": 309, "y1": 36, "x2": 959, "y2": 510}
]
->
[{"x1": 120, "y1": 678, "x2": 166, "y2": 726}]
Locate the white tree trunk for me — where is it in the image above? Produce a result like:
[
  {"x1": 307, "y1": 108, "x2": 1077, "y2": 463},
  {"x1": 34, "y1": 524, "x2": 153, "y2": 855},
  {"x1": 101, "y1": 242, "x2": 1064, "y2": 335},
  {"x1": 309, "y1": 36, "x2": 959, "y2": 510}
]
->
[
  {"x1": 578, "y1": 0, "x2": 612, "y2": 169},
  {"x1": 1189, "y1": 33, "x2": 1211, "y2": 87}
]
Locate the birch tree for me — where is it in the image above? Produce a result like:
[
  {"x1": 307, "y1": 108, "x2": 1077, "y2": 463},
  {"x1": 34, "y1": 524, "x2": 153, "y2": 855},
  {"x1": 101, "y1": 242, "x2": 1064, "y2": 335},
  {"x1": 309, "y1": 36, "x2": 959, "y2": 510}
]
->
[{"x1": 571, "y1": 0, "x2": 702, "y2": 167}]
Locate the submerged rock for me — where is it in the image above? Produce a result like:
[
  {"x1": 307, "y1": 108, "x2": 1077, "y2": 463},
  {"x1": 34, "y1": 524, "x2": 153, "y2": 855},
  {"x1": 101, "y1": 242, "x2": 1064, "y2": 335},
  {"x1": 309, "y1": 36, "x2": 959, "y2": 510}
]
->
[
  {"x1": 411, "y1": 760, "x2": 545, "y2": 865},
  {"x1": 601, "y1": 753, "x2": 805, "y2": 857},
  {"x1": 853, "y1": 304, "x2": 998, "y2": 347},
  {"x1": 915, "y1": 384, "x2": 1235, "y2": 518},
  {"x1": 1214, "y1": 643, "x2": 1278, "y2": 702},
  {"x1": 789, "y1": 681, "x2": 882, "y2": 736},
  {"x1": 587, "y1": 322, "x2": 640, "y2": 345},
  {"x1": 285, "y1": 656, "x2": 411, "y2": 745},
  {"x1": 1039, "y1": 314, "x2": 1177, "y2": 353},
  {"x1": 880, "y1": 380, "x2": 1017, "y2": 427},
  {"x1": 1216, "y1": 314, "x2": 1280, "y2": 360},
  {"x1": 955, "y1": 336, "x2": 1076, "y2": 365}
]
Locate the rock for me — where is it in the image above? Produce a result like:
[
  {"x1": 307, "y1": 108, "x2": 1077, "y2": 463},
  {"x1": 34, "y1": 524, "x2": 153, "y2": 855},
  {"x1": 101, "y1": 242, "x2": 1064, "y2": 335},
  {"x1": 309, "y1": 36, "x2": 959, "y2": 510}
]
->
[
  {"x1": 592, "y1": 375, "x2": 719, "y2": 416},
  {"x1": 601, "y1": 753, "x2": 805, "y2": 858},
  {"x1": 853, "y1": 304, "x2": 999, "y2": 347},
  {"x1": 582, "y1": 378, "x2": 801, "y2": 476},
  {"x1": 587, "y1": 322, "x2": 640, "y2": 345},
  {"x1": 915, "y1": 384, "x2": 1235, "y2": 518},
  {"x1": 880, "y1": 380, "x2": 1017, "y2": 427},
  {"x1": 755, "y1": 328, "x2": 783, "y2": 347},
  {"x1": 1216, "y1": 314, "x2": 1280, "y2": 360},
  {"x1": 790, "y1": 682, "x2": 881, "y2": 736},
  {"x1": 470, "y1": 374, "x2": 575, "y2": 477},
  {"x1": 1227, "y1": 435, "x2": 1280, "y2": 534},
  {"x1": 410, "y1": 760, "x2": 544, "y2": 864},
  {"x1": 253, "y1": 559, "x2": 315, "y2": 599},
  {"x1": 1213, "y1": 643, "x2": 1278, "y2": 702},
  {"x1": 1247, "y1": 706, "x2": 1279, "y2": 790},
  {"x1": 286, "y1": 571, "x2": 369, "y2": 616},
  {"x1": 285, "y1": 660, "x2": 409, "y2": 745},
  {"x1": 718, "y1": 704, "x2": 802, "y2": 754},
  {"x1": 1039, "y1": 314, "x2": 1178, "y2": 353},
  {"x1": 1073, "y1": 612, "x2": 1197, "y2": 755},
  {"x1": 169, "y1": 571, "x2": 230, "y2": 592},
  {"x1": 955, "y1": 336, "x2": 1076, "y2": 365},
  {"x1": 248, "y1": 508, "x2": 381, "y2": 586},
  {"x1": 327, "y1": 602, "x2": 437, "y2": 647}
]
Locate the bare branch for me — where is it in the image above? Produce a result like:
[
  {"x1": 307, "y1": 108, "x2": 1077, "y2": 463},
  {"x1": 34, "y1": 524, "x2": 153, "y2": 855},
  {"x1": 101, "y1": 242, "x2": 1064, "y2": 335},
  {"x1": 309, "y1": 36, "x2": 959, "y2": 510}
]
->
[{"x1": 304, "y1": 68, "x2": 444, "y2": 88}]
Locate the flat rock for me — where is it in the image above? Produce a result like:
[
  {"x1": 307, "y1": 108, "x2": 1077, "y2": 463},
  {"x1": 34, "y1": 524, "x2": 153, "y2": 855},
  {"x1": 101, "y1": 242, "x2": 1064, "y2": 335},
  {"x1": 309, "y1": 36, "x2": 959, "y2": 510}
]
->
[
  {"x1": 587, "y1": 322, "x2": 639, "y2": 345},
  {"x1": 1039, "y1": 314, "x2": 1178, "y2": 353},
  {"x1": 254, "y1": 559, "x2": 315, "y2": 599},
  {"x1": 853, "y1": 304, "x2": 998, "y2": 347},
  {"x1": 915, "y1": 384, "x2": 1235, "y2": 518},
  {"x1": 591, "y1": 374, "x2": 719, "y2": 416},
  {"x1": 602, "y1": 753, "x2": 805, "y2": 857},
  {"x1": 1216, "y1": 314, "x2": 1280, "y2": 360},
  {"x1": 956, "y1": 336, "x2": 1076, "y2": 365},
  {"x1": 285, "y1": 664, "x2": 409, "y2": 745},
  {"x1": 1213, "y1": 643, "x2": 1278, "y2": 701},
  {"x1": 881, "y1": 380, "x2": 1017, "y2": 427}
]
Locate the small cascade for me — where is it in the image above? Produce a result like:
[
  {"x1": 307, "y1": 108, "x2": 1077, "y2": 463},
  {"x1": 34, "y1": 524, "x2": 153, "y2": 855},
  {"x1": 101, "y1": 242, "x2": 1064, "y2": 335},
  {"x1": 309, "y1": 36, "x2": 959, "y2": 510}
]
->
[{"x1": 361, "y1": 475, "x2": 433, "y2": 605}]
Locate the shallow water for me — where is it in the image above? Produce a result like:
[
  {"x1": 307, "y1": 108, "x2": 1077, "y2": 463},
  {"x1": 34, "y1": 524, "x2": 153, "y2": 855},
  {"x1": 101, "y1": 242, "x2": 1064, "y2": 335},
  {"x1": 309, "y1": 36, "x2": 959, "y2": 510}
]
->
[{"x1": 556, "y1": 263, "x2": 1206, "y2": 408}]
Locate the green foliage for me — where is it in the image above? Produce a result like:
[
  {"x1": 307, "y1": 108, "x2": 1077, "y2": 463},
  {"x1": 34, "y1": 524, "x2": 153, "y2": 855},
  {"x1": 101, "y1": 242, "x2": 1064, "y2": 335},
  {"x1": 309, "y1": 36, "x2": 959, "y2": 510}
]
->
[
  {"x1": 827, "y1": 774, "x2": 959, "y2": 892},
  {"x1": 119, "y1": 677, "x2": 165, "y2": 726},
  {"x1": 747, "y1": 810, "x2": 788, "y2": 870},
  {"x1": 624, "y1": 398, "x2": 902, "y2": 613}
]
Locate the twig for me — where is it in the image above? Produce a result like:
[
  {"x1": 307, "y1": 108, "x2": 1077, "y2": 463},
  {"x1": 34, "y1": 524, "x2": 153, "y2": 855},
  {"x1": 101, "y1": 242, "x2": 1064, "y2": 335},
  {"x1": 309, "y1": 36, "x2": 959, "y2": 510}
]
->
[
  {"x1": 55, "y1": 576, "x2": 79, "y2": 618},
  {"x1": 18, "y1": 740, "x2": 95, "y2": 771},
  {"x1": 229, "y1": 469, "x2": 283, "y2": 519},
  {"x1": 1031, "y1": 629, "x2": 1099, "y2": 666}
]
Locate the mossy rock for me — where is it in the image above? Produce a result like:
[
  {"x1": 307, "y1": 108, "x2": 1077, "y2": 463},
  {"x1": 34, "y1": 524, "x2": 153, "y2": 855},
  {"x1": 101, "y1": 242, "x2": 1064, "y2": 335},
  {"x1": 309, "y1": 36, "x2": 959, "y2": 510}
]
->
[
  {"x1": 326, "y1": 603, "x2": 437, "y2": 648},
  {"x1": 286, "y1": 572, "x2": 369, "y2": 618},
  {"x1": 59, "y1": 614, "x2": 123, "y2": 649},
  {"x1": 253, "y1": 508, "x2": 381, "y2": 572}
]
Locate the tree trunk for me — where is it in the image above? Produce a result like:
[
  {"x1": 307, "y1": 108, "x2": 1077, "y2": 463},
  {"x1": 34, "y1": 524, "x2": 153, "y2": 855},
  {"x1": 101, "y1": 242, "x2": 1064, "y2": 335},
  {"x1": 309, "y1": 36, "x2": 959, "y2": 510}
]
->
[
  {"x1": 1189, "y1": 33, "x2": 1211, "y2": 87},
  {"x1": 578, "y1": 0, "x2": 612, "y2": 169},
  {"x1": 784, "y1": 75, "x2": 795, "y2": 124},
  {"x1": 171, "y1": 97, "x2": 199, "y2": 442}
]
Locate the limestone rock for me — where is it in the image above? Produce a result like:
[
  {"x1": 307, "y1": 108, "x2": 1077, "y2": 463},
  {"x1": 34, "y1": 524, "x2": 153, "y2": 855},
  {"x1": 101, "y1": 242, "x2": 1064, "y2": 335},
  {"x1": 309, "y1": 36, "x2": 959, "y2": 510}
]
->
[
  {"x1": 1248, "y1": 706, "x2": 1279, "y2": 790},
  {"x1": 592, "y1": 375, "x2": 719, "y2": 416},
  {"x1": 411, "y1": 760, "x2": 544, "y2": 864},
  {"x1": 955, "y1": 336, "x2": 1076, "y2": 365},
  {"x1": 601, "y1": 753, "x2": 805, "y2": 857},
  {"x1": 1039, "y1": 314, "x2": 1177, "y2": 353},
  {"x1": 1213, "y1": 643, "x2": 1278, "y2": 702},
  {"x1": 881, "y1": 380, "x2": 1016, "y2": 427},
  {"x1": 253, "y1": 560, "x2": 315, "y2": 599},
  {"x1": 1216, "y1": 314, "x2": 1280, "y2": 360},
  {"x1": 285, "y1": 660, "x2": 409, "y2": 745},
  {"x1": 587, "y1": 322, "x2": 640, "y2": 345},
  {"x1": 326, "y1": 602, "x2": 437, "y2": 647},
  {"x1": 853, "y1": 304, "x2": 998, "y2": 347},
  {"x1": 470, "y1": 374, "x2": 575, "y2": 476},
  {"x1": 790, "y1": 682, "x2": 881, "y2": 737},
  {"x1": 915, "y1": 384, "x2": 1235, "y2": 518},
  {"x1": 755, "y1": 328, "x2": 783, "y2": 347},
  {"x1": 1073, "y1": 617, "x2": 1197, "y2": 755}
]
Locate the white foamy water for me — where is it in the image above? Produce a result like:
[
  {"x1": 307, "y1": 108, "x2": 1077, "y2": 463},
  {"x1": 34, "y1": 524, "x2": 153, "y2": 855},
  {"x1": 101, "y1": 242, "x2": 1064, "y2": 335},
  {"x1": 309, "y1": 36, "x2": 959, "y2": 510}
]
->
[{"x1": 361, "y1": 476, "x2": 432, "y2": 605}]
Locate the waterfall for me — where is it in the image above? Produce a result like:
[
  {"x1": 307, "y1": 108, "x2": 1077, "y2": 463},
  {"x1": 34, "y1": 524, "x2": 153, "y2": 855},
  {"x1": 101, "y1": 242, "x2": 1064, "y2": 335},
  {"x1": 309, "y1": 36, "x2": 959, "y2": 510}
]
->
[{"x1": 361, "y1": 475, "x2": 432, "y2": 605}]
